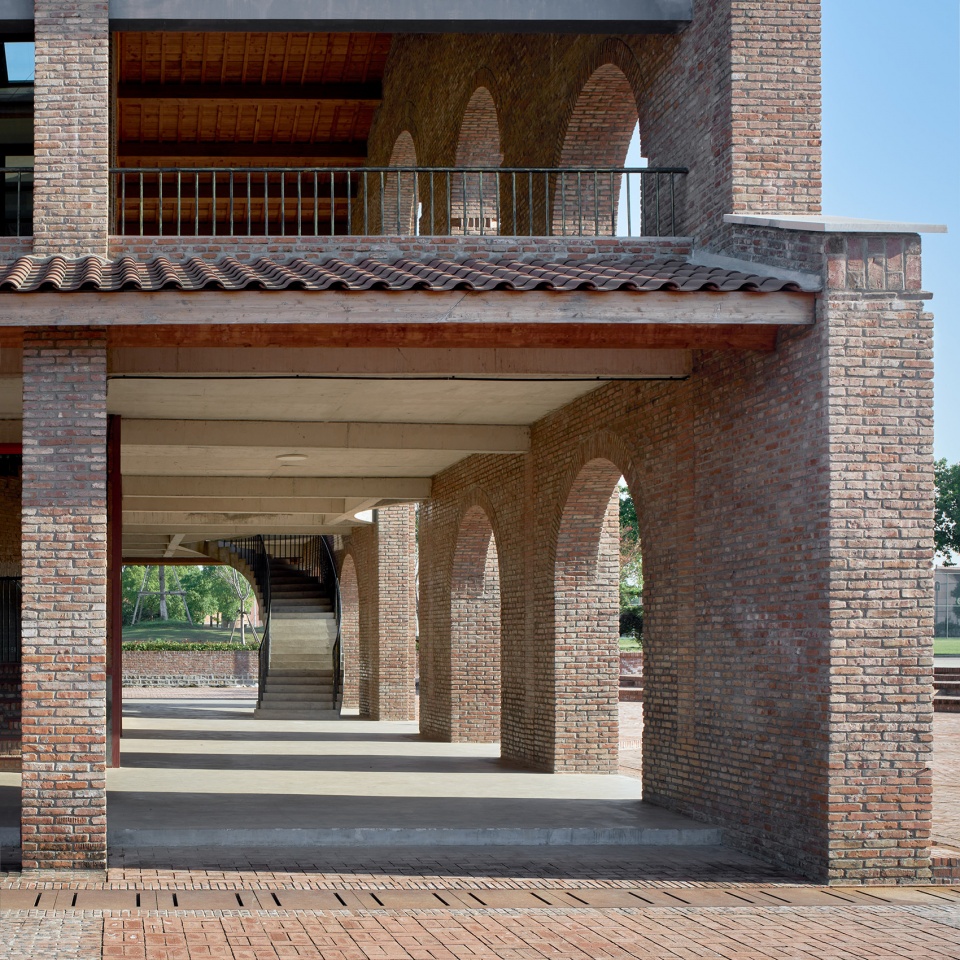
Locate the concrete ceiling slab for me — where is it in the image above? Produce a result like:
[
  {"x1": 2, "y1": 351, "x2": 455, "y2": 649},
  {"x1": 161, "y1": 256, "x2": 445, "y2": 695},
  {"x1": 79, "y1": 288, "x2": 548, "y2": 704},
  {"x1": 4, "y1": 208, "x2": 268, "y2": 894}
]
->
[{"x1": 107, "y1": 377, "x2": 603, "y2": 425}]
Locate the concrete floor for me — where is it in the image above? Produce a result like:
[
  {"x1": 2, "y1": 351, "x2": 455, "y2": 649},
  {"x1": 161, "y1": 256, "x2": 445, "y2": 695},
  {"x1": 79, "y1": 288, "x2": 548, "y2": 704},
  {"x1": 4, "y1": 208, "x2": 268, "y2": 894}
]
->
[{"x1": 0, "y1": 696, "x2": 718, "y2": 853}]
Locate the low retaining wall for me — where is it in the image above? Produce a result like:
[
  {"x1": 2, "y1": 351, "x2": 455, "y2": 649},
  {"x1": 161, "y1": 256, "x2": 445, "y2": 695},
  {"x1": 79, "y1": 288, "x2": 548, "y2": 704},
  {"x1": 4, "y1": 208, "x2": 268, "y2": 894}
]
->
[
  {"x1": 122, "y1": 650, "x2": 258, "y2": 688},
  {"x1": 619, "y1": 652, "x2": 643, "y2": 703}
]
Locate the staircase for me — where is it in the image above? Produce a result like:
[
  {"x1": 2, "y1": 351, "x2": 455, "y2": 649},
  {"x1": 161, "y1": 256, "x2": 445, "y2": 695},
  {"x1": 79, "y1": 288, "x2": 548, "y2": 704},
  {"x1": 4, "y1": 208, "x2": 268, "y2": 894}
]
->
[{"x1": 253, "y1": 558, "x2": 339, "y2": 719}]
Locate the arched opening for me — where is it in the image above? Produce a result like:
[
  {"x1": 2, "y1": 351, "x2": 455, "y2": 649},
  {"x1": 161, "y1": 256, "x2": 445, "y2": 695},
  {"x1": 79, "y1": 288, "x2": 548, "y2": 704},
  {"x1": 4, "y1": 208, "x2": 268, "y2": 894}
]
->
[
  {"x1": 449, "y1": 505, "x2": 501, "y2": 743},
  {"x1": 555, "y1": 64, "x2": 642, "y2": 236},
  {"x1": 382, "y1": 131, "x2": 419, "y2": 235},
  {"x1": 553, "y1": 458, "x2": 626, "y2": 773},
  {"x1": 451, "y1": 88, "x2": 503, "y2": 236},
  {"x1": 339, "y1": 554, "x2": 360, "y2": 714}
]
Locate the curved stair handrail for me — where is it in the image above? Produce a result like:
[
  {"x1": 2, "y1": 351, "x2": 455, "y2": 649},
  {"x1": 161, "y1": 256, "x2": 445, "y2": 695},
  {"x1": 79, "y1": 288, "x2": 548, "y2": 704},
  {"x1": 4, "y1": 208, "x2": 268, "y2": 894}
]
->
[{"x1": 318, "y1": 535, "x2": 344, "y2": 708}]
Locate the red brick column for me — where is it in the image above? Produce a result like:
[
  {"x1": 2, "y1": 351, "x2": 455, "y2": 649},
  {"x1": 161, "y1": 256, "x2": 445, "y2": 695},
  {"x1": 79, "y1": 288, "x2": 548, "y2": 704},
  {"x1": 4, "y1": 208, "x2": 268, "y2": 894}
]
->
[
  {"x1": 346, "y1": 506, "x2": 417, "y2": 721},
  {"x1": 820, "y1": 234, "x2": 934, "y2": 882},
  {"x1": 338, "y1": 553, "x2": 361, "y2": 712},
  {"x1": 375, "y1": 505, "x2": 417, "y2": 721},
  {"x1": 33, "y1": 2, "x2": 110, "y2": 257},
  {"x1": 20, "y1": 329, "x2": 108, "y2": 871},
  {"x1": 449, "y1": 506, "x2": 501, "y2": 742}
]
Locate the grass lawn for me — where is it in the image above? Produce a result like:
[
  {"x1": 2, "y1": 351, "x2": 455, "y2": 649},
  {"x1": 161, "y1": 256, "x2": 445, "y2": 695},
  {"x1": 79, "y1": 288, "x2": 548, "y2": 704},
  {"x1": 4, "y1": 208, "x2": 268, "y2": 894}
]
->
[
  {"x1": 619, "y1": 637, "x2": 642, "y2": 652},
  {"x1": 935, "y1": 637, "x2": 960, "y2": 656},
  {"x1": 122, "y1": 621, "x2": 246, "y2": 644}
]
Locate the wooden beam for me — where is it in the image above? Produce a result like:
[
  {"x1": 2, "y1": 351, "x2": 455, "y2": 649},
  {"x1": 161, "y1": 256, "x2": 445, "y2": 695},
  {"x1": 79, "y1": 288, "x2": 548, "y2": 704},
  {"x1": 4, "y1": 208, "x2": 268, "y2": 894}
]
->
[
  {"x1": 116, "y1": 140, "x2": 367, "y2": 161},
  {"x1": 117, "y1": 80, "x2": 383, "y2": 106},
  {"x1": 123, "y1": 476, "x2": 433, "y2": 499},
  {"x1": 122, "y1": 419, "x2": 531, "y2": 454},
  {"x1": 0, "y1": 289, "x2": 814, "y2": 339}
]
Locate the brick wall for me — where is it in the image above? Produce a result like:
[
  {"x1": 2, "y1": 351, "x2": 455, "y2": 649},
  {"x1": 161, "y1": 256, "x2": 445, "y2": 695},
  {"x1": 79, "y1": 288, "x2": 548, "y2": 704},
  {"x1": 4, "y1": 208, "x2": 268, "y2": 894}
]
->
[
  {"x1": 122, "y1": 650, "x2": 258, "y2": 687},
  {"x1": 338, "y1": 508, "x2": 417, "y2": 721},
  {"x1": 33, "y1": 2, "x2": 110, "y2": 257},
  {"x1": 21, "y1": 328, "x2": 108, "y2": 872},
  {"x1": 419, "y1": 227, "x2": 932, "y2": 881},
  {"x1": 366, "y1": 0, "x2": 821, "y2": 244},
  {"x1": 338, "y1": 554, "x2": 360, "y2": 711}
]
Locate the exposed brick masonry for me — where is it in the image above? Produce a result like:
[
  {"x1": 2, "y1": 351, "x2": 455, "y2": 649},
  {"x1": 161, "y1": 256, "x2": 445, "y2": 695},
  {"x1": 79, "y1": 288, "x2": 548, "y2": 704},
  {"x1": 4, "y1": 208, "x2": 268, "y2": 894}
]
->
[
  {"x1": 419, "y1": 229, "x2": 931, "y2": 882},
  {"x1": 338, "y1": 505, "x2": 416, "y2": 722},
  {"x1": 33, "y1": 2, "x2": 110, "y2": 258},
  {"x1": 20, "y1": 328, "x2": 108, "y2": 872},
  {"x1": 121, "y1": 650, "x2": 258, "y2": 688},
  {"x1": 367, "y1": 0, "x2": 821, "y2": 244}
]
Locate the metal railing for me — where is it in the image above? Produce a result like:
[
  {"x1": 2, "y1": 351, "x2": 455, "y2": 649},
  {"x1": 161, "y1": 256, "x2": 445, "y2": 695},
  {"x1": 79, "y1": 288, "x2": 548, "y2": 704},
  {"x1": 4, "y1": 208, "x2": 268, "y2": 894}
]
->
[
  {"x1": 0, "y1": 168, "x2": 32, "y2": 237},
  {"x1": 110, "y1": 166, "x2": 687, "y2": 238},
  {"x1": 223, "y1": 537, "x2": 272, "y2": 707},
  {"x1": 0, "y1": 577, "x2": 21, "y2": 664}
]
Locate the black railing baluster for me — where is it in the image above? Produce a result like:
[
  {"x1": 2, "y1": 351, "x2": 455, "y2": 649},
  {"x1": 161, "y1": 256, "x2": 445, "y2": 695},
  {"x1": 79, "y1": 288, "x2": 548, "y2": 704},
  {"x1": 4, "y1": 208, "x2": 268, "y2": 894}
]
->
[{"x1": 103, "y1": 166, "x2": 685, "y2": 239}]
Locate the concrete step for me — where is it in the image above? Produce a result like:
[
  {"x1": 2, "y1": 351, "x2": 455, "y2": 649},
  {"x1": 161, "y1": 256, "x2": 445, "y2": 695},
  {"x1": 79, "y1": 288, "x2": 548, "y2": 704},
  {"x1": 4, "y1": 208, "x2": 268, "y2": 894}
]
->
[
  {"x1": 265, "y1": 682, "x2": 334, "y2": 694},
  {"x1": 258, "y1": 700, "x2": 336, "y2": 711},
  {"x1": 251, "y1": 708, "x2": 340, "y2": 720}
]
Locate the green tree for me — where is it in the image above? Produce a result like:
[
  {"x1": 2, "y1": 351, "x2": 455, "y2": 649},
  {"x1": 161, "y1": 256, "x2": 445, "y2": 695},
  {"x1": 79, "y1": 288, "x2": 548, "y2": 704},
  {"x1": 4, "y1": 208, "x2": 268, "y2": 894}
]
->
[
  {"x1": 935, "y1": 458, "x2": 960, "y2": 565},
  {"x1": 618, "y1": 481, "x2": 643, "y2": 638}
]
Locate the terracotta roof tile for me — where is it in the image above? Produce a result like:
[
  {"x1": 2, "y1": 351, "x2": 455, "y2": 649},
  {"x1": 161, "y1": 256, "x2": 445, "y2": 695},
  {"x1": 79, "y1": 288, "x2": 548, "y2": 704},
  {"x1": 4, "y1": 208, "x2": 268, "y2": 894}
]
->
[{"x1": 0, "y1": 255, "x2": 807, "y2": 295}]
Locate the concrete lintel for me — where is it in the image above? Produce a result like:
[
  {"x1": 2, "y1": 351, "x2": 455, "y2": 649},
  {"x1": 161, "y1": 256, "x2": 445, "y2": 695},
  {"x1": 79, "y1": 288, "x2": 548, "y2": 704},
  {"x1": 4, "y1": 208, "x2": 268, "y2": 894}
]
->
[
  {"x1": 108, "y1": 0, "x2": 692, "y2": 33},
  {"x1": 0, "y1": 0, "x2": 31, "y2": 32},
  {"x1": 109, "y1": 347, "x2": 694, "y2": 379},
  {"x1": 124, "y1": 523, "x2": 357, "y2": 535},
  {"x1": 125, "y1": 496, "x2": 351, "y2": 513},
  {"x1": 725, "y1": 214, "x2": 948, "y2": 235},
  {"x1": 123, "y1": 475, "x2": 433, "y2": 499},
  {"x1": 122, "y1": 419, "x2": 531, "y2": 454}
]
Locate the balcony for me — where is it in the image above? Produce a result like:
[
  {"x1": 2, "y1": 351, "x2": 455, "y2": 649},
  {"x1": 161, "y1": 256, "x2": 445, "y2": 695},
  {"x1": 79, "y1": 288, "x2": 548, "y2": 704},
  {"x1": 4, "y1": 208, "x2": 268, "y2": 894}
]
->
[{"x1": 110, "y1": 166, "x2": 686, "y2": 239}]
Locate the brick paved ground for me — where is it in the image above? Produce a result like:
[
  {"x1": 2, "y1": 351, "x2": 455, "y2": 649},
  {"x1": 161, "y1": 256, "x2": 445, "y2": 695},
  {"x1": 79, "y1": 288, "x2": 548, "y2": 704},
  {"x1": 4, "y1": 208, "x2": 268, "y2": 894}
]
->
[
  {"x1": 935, "y1": 714, "x2": 960, "y2": 851},
  {"x1": 0, "y1": 905, "x2": 956, "y2": 959},
  {"x1": 1, "y1": 700, "x2": 959, "y2": 957}
]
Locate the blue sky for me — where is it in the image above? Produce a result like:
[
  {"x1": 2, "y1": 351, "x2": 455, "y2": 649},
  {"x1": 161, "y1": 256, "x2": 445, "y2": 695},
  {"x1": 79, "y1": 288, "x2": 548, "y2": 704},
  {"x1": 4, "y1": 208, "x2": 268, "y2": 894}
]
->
[{"x1": 822, "y1": 1, "x2": 960, "y2": 462}]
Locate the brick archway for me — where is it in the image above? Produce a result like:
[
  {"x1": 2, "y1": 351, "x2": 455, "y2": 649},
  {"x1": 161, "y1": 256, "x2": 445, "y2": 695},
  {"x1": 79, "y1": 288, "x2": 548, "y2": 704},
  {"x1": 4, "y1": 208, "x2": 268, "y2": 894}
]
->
[
  {"x1": 383, "y1": 131, "x2": 419, "y2": 234},
  {"x1": 452, "y1": 87, "x2": 502, "y2": 235},
  {"x1": 552, "y1": 457, "x2": 625, "y2": 773},
  {"x1": 554, "y1": 64, "x2": 639, "y2": 236},
  {"x1": 339, "y1": 553, "x2": 360, "y2": 712},
  {"x1": 449, "y1": 504, "x2": 501, "y2": 743}
]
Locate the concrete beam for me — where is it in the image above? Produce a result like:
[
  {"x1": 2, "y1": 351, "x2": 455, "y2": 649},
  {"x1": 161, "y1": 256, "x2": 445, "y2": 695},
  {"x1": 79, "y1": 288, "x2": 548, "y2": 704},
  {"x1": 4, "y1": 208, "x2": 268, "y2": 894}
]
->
[
  {"x1": 0, "y1": 0, "x2": 31, "y2": 31},
  {"x1": 125, "y1": 522, "x2": 353, "y2": 536},
  {"x1": 108, "y1": 0, "x2": 692, "y2": 33},
  {"x1": 125, "y1": 496, "x2": 352, "y2": 513},
  {"x1": 109, "y1": 347, "x2": 693, "y2": 378},
  {"x1": 124, "y1": 512, "x2": 347, "y2": 527},
  {"x1": 122, "y1": 419, "x2": 531, "y2": 454},
  {"x1": 163, "y1": 533, "x2": 185, "y2": 557},
  {"x1": 123, "y1": 475, "x2": 433, "y2": 499}
]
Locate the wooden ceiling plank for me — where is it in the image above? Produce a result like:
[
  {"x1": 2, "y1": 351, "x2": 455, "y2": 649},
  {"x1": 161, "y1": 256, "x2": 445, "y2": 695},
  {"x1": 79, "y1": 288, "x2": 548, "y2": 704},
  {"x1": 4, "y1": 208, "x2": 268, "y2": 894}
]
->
[
  {"x1": 117, "y1": 140, "x2": 367, "y2": 161},
  {"x1": 118, "y1": 81, "x2": 383, "y2": 105}
]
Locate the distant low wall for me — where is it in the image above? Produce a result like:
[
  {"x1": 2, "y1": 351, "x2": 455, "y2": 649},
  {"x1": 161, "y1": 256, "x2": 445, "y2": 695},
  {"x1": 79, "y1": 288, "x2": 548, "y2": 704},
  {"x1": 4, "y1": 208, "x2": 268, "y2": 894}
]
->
[
  {"x1": 620, "y1": 652, "x2": 643, "y2": 676},
  {"x1": 122, "y1": 650, "x2": 258, "y2": 687}
]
